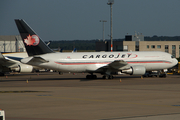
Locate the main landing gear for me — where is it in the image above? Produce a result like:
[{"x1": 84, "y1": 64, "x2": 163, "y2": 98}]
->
[
  {"x1": 85, "y1": 73, "x2": 114, "y2": 79},
  {"x1": 102, "y1": 75, "x2": 114, "y2": 79},
  {"x1": 86, "y1": 73, "x2": 97, "y2": 79}
]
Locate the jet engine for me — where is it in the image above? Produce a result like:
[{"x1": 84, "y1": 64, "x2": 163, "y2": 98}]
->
[
  {"x1": 121, "y1": 65, "x2": 146, "y2": 75},
  {"x1": 11, "y1": 64, "x2": 33, "y2": 73}
]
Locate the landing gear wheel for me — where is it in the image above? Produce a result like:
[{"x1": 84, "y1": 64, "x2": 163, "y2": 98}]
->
[
  {"x1": 159, "y1": 74, "x2": 167, "y2": 78},
  {"x1": 86, "y1": 75, "x2": 97, "y2": 79},
  {"x1": 93, "y1": 75, "x2": 97, "y2": 79},
  {"x1": 102, "y1": 75, "x2": 114, "y2": 79},
  {"x1": 109, "y1": 75, "x2": 113, "y2": 79},
  {"x1": 105, "y1": 75, "x2": 109, "y2": 79},
  {"x1": 86, "y1": 75, "x2": 91, "y2": 79},
  {"x1": 0, "y1": 72, "x2": 5, "y2": 76},
  {"x1": 59, "y1": 72, "x2": 63, "y2": 75}
]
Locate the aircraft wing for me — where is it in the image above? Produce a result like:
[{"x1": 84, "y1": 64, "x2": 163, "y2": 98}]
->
[
  {"x1": 4, "y1": 56, "x2": 23, "y2": 61},
  {"x1": 0, "y1": 53, "x2": 5, "y2": 60},
  {"x1": 107, "y1": 60, "x2": 131, "y2": 70},
  {"x1": 0, "y1": 53, "x2": 17, "y2": 66},
  {"x1": 0, "y1": 53, "x2": 19, "y2": 72},
  {"x1": 97, "y1": 60, "x2": 131, "y2": 72}
]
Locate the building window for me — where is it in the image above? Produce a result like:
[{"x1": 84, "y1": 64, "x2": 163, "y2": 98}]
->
[
  {"x1": 172, "y1": 45, "x2": 176, "y2": 58},
  {"x1": 157, "y1": 45, "x2": 161, "y2": 48},
  {"x1": 123, "y1": 45, "x2": 128, "y2": 51},
  {"x1": 147, "y1": 45, "x2": 149, "y2": 48},
  {"x1": 151, "y1": 45, "x2": 155, "y2": 48},
  {"x1": 165, "y1": 45, "x2": 169, "y2": 53},
  {"x1": 116, "y1": 45, "x2": 123, "y2": 51},
  {"x1": 135, "y1": 41, "x2": 139, "y2": 51}
]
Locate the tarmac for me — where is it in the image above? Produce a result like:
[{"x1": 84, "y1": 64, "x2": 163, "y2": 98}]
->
[{"x1": 0, "y1": 72, "x2": 180, "y2": 120}]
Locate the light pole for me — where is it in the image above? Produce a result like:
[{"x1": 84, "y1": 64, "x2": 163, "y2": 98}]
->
[
  {"x1": 107, "y1": 0, "x2": 114, "y2": 52},
  {"x1": 100, "y1": 20, "x2": 107, "y2": 41}
]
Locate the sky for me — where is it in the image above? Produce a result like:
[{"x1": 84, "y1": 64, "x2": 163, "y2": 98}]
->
[{"x1": 1, "y1": 0, "x2": 180, "y2": 41}]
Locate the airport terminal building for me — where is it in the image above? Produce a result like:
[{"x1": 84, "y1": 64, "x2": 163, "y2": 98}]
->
[{"x1": 96, "y1": 34, "x2": 180, "y2": 58}]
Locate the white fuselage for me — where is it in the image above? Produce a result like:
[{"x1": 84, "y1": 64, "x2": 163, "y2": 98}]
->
[{"x1": 23, "y1": 51, "x2": 178, "y2": 73}]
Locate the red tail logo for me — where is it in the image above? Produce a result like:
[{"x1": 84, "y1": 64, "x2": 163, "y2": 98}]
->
[{"x1": 24, "y1": 34, "x2": 40, "y2": 46}]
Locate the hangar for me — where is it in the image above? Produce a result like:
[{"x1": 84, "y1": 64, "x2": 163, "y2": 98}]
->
[{"x1": 0, "y1": 35, "x2": 25, "y2": 52}]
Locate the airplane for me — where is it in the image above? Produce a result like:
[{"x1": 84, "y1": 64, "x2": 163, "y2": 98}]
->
[
  {"x1": 13, "y1": 19, "x2": 178, "y2": 79},
  {"x1": 0, "y1": 34, "x2": 55, "y2": 76},
  {"x1": 0, "y1": 52, "x2": 37, "y2": 76},
  {"x1": 0, "y1": 40, "x2": 73, "y2": 76}
]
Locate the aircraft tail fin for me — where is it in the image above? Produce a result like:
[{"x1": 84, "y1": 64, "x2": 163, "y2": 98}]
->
[{"x1": 15, "y1": 19, "x2": 54, "y2": 56}]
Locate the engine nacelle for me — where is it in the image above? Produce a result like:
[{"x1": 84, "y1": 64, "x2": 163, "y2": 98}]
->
[
  {"x1": 121, "y1": 65, "x2": 146, "y2": 75},
  {"x1": 11, "y1": 64, "x2": 33, "y2": 73}
]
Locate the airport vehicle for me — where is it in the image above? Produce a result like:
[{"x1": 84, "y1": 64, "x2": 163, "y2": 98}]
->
[
  {"x1": 0, "y1": 109, "x2": 5, "y2": 120},
  {"x1": 14, "y1": 19, "x2": 178, "y2": 79}
]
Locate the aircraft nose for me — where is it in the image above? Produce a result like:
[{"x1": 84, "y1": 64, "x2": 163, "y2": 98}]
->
[{"x1": 173, "y1": 58, "x2": 178, "y2": 66}]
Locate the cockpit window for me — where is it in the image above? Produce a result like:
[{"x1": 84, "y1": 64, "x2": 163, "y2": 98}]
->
[{"x1": 171, "y1": 56, "x2": 175, "y2": 58}]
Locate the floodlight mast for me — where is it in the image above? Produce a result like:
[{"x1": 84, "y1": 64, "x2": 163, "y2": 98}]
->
[
  {"x1": 100, "y1": 20, "x2": 107, "y2": 41},
  {"x1": 107, "y1": 0, "x2": 114, "y2": 52}
]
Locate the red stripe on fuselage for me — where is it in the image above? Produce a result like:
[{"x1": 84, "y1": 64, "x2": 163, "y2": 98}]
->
[
  {"x1": 54, "y1": 61, "x2": 171, "y2": 65},
  {"x1": 127, "y1": 61, "x2": 171, "y2": 64},
  {"x1": 54, "y1": 61, "x2": 110, "y2": 65}
]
